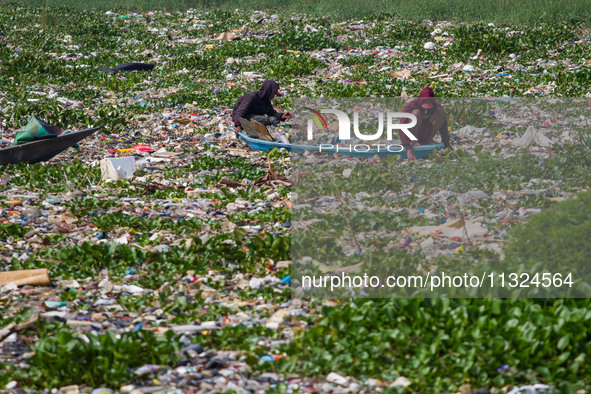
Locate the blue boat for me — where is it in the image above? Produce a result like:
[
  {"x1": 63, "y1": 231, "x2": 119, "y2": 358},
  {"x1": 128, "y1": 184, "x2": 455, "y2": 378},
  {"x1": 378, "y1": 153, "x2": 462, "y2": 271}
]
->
[{"x1": 237, "y1": 132, "x2": 444, "y2": 159}]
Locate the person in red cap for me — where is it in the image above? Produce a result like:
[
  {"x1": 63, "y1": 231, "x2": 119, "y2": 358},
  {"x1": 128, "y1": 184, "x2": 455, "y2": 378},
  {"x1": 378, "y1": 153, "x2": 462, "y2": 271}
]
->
[
  {"x1": 232, "y1": 80, "x2": 291, "y2": 131},
  {"x1": 399, "y1": 86, "x2": 452, "y2": 161}
]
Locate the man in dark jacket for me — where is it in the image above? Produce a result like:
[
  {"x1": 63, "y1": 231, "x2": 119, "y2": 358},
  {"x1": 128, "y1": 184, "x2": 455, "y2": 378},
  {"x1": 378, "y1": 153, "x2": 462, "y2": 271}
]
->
[
  {"x1": 232, "y1": 80, "x2": 291, "y2": 131},
  {"x1": 399, "y1": 86, "x2": 452, "y2": 161}
]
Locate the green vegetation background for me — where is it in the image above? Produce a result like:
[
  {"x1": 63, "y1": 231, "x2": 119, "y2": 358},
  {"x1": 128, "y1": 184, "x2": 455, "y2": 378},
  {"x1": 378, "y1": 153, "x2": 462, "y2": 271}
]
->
[
  {"x1": 1, "y1": 0, "x2": 591, "y2": 392},
  {"x1": 6, "y1": 0, "x2": 591, "y2": 24}
]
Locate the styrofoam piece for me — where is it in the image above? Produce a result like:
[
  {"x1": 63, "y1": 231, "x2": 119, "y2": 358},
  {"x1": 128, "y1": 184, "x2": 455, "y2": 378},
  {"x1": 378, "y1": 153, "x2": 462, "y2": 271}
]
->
[
  {"x1": 513, "y1": 126, "x2": 554, "y2": 147},
  {"x1": 100, "y1": 157, "x2": 136, "y2": 180}
]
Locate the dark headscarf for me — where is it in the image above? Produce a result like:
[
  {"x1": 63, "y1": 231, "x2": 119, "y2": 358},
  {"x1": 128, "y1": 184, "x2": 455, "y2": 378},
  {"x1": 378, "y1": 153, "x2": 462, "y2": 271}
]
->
[{"x1": 256, "y1": 80, "x2": 281, "y2": 100}]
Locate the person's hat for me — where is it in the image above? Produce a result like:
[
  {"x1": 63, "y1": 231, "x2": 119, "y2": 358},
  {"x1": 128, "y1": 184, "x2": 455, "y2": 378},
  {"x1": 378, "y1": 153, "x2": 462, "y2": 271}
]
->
[{"x1": 419, "y1": 86, "x2": 435, "y2": 108}]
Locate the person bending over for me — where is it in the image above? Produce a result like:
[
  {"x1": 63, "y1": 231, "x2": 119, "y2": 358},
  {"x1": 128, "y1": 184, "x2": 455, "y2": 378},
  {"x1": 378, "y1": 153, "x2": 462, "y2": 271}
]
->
[
  {"x1": 399, "y1": 86, "x2": 452, "y2": 161},
  {"x1": 232, "y1": 80, "x2": 291, "y2": 132}
]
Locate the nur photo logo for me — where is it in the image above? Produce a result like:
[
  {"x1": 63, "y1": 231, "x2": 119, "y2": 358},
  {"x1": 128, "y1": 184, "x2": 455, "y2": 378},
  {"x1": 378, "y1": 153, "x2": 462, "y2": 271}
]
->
[{"x1": 302, "y1": 107, "x2": 418, "y2": 152}]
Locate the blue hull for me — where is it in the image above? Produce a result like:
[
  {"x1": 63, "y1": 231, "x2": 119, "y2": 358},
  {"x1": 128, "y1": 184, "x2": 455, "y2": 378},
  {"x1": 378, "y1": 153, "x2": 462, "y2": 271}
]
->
[{"x1": 237, "y1": 132, "x2": 444, "y2": 159}]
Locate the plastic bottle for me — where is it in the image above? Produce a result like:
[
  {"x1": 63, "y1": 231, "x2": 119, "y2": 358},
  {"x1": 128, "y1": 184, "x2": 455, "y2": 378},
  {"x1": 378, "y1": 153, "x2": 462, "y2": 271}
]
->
[{"x1": 278, "y1": 133, "x2": 290, "y2": 144}]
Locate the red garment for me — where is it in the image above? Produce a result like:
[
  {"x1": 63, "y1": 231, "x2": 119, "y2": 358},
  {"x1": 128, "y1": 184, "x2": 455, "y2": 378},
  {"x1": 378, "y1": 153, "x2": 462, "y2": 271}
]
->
[{"x1": 399, "y1": 86, "x2": 451, "y2": 149}]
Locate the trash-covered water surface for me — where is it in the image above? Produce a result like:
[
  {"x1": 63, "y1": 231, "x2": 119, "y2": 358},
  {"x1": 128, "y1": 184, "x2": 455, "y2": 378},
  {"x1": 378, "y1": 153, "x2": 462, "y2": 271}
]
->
[
  {"x1": 1, "y1": 4, "x2": 591, "y2": 393},
  {"x1": 291, "y1": 98, "x2": 591, "y2": 297}
]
